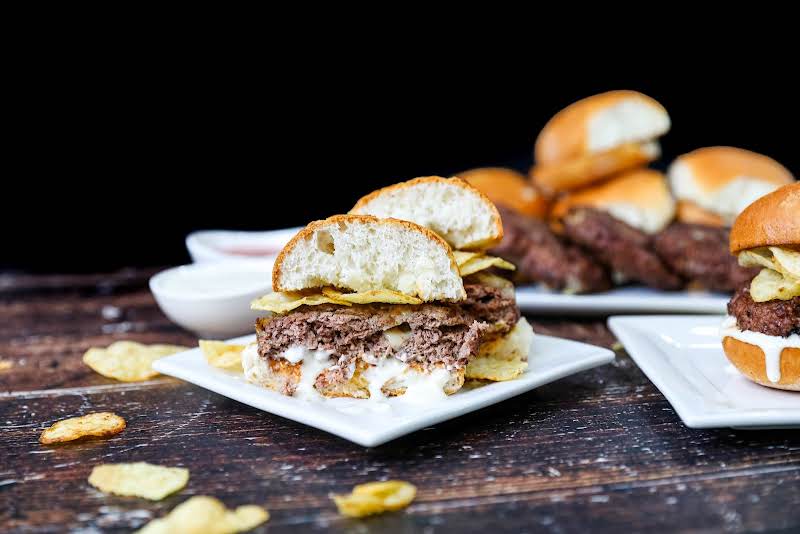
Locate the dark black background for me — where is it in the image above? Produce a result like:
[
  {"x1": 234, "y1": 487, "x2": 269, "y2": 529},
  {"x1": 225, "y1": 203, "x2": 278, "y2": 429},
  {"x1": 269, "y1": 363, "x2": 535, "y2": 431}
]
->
[{"x1": 5, "y1": 54, "x2": 797, "y2": 272}]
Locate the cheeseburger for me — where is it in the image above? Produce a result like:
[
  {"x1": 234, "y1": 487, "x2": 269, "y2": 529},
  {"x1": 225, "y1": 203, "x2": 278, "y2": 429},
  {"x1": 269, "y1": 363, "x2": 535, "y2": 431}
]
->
[
  {"x1": 245, "y1": 177, "x2": 532, "y2": 400},
  {"x1": 655, "y1": 147, "x2": 794, "y2": 292},
  {"x1": 531, "y1": 90, "x2": 670, "y2": 194},
  {"x1": 721, "y1": 183, "x2": 800, "y2": 390}
]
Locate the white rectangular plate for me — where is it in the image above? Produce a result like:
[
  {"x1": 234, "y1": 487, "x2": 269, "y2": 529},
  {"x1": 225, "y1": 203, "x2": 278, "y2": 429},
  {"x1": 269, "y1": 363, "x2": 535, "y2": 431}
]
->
[
  {"x1": 609, "y1": 315, "x2": 800, "y2": 429},
  {"x1": 517, "y1": 286, "x2": 728, "y2": 315},
  {"x1": 153, "y1": 334, "x2": 614, "y2": 446}
]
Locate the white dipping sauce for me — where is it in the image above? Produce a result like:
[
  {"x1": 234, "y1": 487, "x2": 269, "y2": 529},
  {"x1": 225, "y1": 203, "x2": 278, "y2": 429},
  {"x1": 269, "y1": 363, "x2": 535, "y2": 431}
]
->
[
  {"x1": 720, "y1": 315, "x2": 800, "y2": 383},
  {"x1": 156, "y1": 267, "x2": 268, "y2": 297}
]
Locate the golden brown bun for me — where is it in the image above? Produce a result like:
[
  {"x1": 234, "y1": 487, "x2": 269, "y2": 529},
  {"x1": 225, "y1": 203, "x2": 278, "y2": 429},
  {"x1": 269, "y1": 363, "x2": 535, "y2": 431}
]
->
[
  {"x1": 531, "y1": 142, "x2": 657, "y2": 195},
  {"x1": 535, "y1": 91, "x2": 668, "y2": 165},
  {"x1": 458, "y1": 167, "x2": 550, "y2": 219},
  {"x1": 729, "y1": 182, "x2": 800, "y2": 253},
  {"x1": 549, "y1": 168, "x2": 675, "y2": 234},
  {"x1": 722, "y1": 337, "x2": 800, "y2": 391},
  {"x1": 671, "y1": 146, "x2": 793, "y2": 193},
  {"x1": 675, "y1": 200, "x2": 726, "y2": 227}
]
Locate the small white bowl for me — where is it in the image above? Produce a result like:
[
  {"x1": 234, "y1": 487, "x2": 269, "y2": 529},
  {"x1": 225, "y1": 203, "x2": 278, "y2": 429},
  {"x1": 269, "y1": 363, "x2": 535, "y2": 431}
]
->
[
  {"x1": 186, "y1": 228, "x2": 301, "y2": 263},
  {"x1": 150, "y1": 260, "x2": 274, "y2": 338}
]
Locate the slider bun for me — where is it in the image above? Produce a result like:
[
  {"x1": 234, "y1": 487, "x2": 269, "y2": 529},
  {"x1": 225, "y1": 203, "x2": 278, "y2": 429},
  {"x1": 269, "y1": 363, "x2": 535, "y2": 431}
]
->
[
  {"x1": 351, "y1": 176, "x2": 503, "y2": 250},
  {"x1": 273, "y1": 214, "x2": 465, "y2": 302},
  {"x1": 458, "y1": 167, "x2": 550, "y2": 219},
  {"x1": 730, "y1": 182, "x2": 800, "y2": 253},
  {"x1": 669, "y1": 146, "x2": 794, "y2": 225},
  {"x1": 550, "y1": 168, "x2": 676, "y2": 234},
  {"x1": 532, "y1": 90, "x2": 669, "y2": 193},
  {"x1": 675, "y1": 200, "x2": 726, "y2": 227},
  {"x1": 722, "y1": 337, "x2": 800, "y2": 391}
]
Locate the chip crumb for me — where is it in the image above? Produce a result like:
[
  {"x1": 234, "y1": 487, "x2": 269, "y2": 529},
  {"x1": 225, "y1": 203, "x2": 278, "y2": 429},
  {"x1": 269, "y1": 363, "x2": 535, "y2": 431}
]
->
[
  {"x1": 199, "y1": 340, "x2": 245, "y2": 371},
  {"x1": 83, "y1": 341, "x2": 188, "y2": 382},
  {"x1": 136, "y1": 496, "x2": 269, "y2": 533},
  {"x1": 39, "y1": 412, "x2": 126, "y2": 445},
  {"x1": 332, "y1": 480, "x2": 417, "y2": 518},
  {"x1": 88, "y1": 462, "x2": 189, "y2": 501}
]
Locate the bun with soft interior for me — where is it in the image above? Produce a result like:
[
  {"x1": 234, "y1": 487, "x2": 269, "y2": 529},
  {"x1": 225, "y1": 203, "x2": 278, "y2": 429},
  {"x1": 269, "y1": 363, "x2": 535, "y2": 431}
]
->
[
  {"x1": 669, "y1": 146, "x2": 794, "y2": 225},
  {"x1": 550, "y1": 168, "x2": 676, "y2": 234},
  {"x1": 273, "y1": 214, "x2": 466, "y2": 302},
  {"x1": 458, "y1": 167, "x2": 550, "y2": 219},
  {"x1": 722, "y1": 336, "x2": 800, "y2": 391},
  {"x1": 350, "y1": 176, "x2": 503, "y2": 251},
  {"x1": 729, "y1": 182, "x2": 800, "y2": 253},
  {"x1": 532, "y1": 90, "x2": 669, "y2": 193}
]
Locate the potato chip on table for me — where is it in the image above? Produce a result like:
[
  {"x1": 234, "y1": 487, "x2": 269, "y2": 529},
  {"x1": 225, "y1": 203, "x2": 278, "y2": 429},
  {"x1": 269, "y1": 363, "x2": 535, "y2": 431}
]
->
[
  {"x1": 88, "y1": 462, "x2": 189, "y2": 500},
  {"x1": 199, "y1": 340, "x2": 245, "y2": 370},
  {"x1": 83, "y1": 341, "x2": 188, "y2": 381},
  {"x1": 332, "y1": 480, "x2": 417, "y2": 518},
  {"x1": 136, "y1": 495, "x2": 269, "y2": 533},
  {"x1": 39, "y1": 412, "x2": 126, "y2": 444}
]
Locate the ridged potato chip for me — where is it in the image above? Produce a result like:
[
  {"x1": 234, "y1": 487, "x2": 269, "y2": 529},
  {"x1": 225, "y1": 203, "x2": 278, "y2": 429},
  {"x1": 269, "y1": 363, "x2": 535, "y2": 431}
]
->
[
  {"x1": 332, "y1": 481, "x2": 417, "y2": 518},
  {"x1": 459, "y1": 255, "x2": 515, "y2": 277},
  {"x1": 466, "y1": 318, "x2": 532, "y2": 381},
  {"x1": 39, "y1": 412, "x2": 126, "y2": 444},
  {"x1": 83, "y1": 341, "x2": 188, "y2": 382},
  {"x1": 322, "y1": 287, "x2": 423, "y2": 305},
  {"x1": 89, "y1": 462, "x2": 189, "y2": 501},
  {"x1": 251, "y1": 291, "x2": 351, "y2": 313},
  {"x1": 199, "y1": 340, "x2": 245, "y2": 370},
  {"x1": 750, "y1": 268, "x2": 800, "y2": 302},
  {"x1": 136, "y1": 496, "x2": 269, "y2": 534}
]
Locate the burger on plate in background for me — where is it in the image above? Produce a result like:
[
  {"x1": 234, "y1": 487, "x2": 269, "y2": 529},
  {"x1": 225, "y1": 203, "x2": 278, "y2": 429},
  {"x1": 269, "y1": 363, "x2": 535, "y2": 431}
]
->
[
  {"x1": 654, "y1": 147, "x2": 795, "y2": 292},
  {"x1": 530, "y1": 90, "x2": 670, "y2": 195},
  {"x1": 721, "y1": 183, "x2": 800, "y2": 390}
]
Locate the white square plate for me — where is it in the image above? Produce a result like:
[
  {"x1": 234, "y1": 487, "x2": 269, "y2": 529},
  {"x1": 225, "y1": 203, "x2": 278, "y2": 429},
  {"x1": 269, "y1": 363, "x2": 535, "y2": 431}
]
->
[
  {"x1": 153, "y1": 334, "x2": 614, "y2": 446},
  {"x1": 516, "y1": 286, "x2": 728, "y2": 315},
  {"x1": 609, "y1": 315, "x2": 800, "y2": 429}
]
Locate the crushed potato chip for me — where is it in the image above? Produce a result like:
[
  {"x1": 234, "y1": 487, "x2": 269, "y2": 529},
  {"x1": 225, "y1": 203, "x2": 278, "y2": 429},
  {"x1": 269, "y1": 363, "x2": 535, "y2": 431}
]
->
[
  {"x1": 332, "y1": 481, "x2": 417, "y2": 518},
  {"x1": 322, "y1": 287, "x2": 423, "y2": 305},
  {"x1": 466, "y1": 318, "x2": 532, "y2": 381},
  {"x1": 39, "y1": 412, "x2": 126, "y2": 444},
  {"x1": 199, "y1": 340, "x2": 245, "y2": 370},
  {"x1": 251, "y1": 291, "x2": 351, "y2": 313},
  {"x1": 83, "y1": 341, "x2": 188, "y2": 382},
  {"x1": 0, "y1": 360, "x2": 12, "y2": 371},
  {"x1": 89, "y1": 462, "x2": 189, "y2": 501},
  {"x1": 750, "y1": 268, "x2": 800, "y2": 302},
  {"x1": 136, "y1": 496, "x2": 269, "y2": 533}
]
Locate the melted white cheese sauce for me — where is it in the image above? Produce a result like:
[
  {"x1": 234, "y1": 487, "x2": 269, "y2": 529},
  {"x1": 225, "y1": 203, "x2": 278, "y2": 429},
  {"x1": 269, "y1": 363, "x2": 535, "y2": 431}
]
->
[{"x1": 720, "y1": 315, "x2": 800, "y2": 383}]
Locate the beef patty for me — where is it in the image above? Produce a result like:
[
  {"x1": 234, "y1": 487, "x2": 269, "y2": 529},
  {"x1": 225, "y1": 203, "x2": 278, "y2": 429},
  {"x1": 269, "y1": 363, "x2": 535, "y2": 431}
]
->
[
  {"x1": 256, "y1": 283, "x2": 518, "y2": 370},
  {"x1": 654, "y1": 223, "x2": 759, "y2": 292},
  {"x1": 727, "y1": 285, "x2": 800, "y2": 337},
  {"x1": 491, "y1": 205, "x2": 611, "y2": 293},
  {"x1": 562, "y1": 207, "x2": 683, "y2": 290}
]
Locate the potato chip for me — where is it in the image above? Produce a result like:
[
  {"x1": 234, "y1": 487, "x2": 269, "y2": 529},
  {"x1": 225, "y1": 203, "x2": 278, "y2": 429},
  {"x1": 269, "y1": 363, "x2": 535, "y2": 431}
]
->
[
  {"x1": 83, "y1": 341, "x2": 188, "y2": 382},
  {"x1": 332, "y1": 481, "x2": 417, "y2": 518},
  {"x1": 136, "y1": 495, "x2": 269, "y2": 534},
  {"x1": 250, "y1": 291, "x2": 351, "y2": 313},
  {"x1": 322, "y1": 287, "x2": 423, "y2": 305},
  {"x1": 453, "y1": 250, "x2": 481, "y2": 267},
  {"x1": 459, "y1": 255, "x2": 515, "y2": 277},
  {"x1": 750, "y1": 268, "x2": 800, "y2": 302},
  {"x1": 467, "y1": 318, "x2": 532, "y2": 381},
  {"x1": 0, "y1": 360, "x2": 12, "y2": 371},
  {"x1": 771, "y1": 246, "x2": 800, "y2": 279},
  {"x1": 738, "y1": 247, "x2": 777, "y2": 271},
  {"x1": 89, "y1": 462, "x2": 189, "y2": 501},
  {"x1": 39, "y1": 412, "x2": 126, "y2": 444},
  {"x1": 199, "y1": 340, "x2": 245, "y2": 370}
]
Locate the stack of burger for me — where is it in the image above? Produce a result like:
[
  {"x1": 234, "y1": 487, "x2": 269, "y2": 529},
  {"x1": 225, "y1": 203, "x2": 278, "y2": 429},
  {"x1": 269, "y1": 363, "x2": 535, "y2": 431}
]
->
[
  {"x1": 460, "y1": 90, "x2": 795, "y2": 294},
  {"x1": 243, "y1": 177, "x2": 533, "y2": 400}
]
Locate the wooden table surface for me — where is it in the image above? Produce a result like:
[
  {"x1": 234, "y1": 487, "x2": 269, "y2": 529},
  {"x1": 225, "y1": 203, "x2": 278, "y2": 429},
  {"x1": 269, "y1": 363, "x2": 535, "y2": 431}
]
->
[{"x1": 2, "y1": 269, "x2": 799, "y2": 533}]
